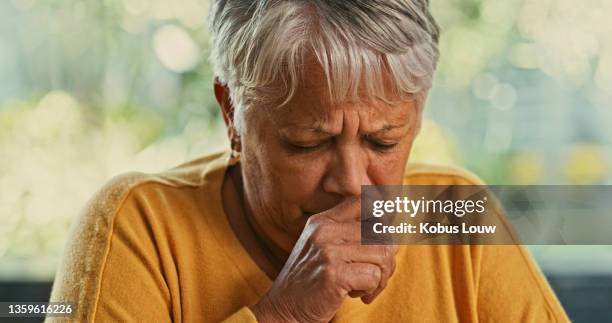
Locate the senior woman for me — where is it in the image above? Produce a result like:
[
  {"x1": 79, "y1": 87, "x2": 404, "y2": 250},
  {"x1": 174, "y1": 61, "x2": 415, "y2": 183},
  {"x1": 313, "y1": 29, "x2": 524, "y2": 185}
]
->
[{"x1": 48, "y1": 0, "x2": 569, "y2": 322}]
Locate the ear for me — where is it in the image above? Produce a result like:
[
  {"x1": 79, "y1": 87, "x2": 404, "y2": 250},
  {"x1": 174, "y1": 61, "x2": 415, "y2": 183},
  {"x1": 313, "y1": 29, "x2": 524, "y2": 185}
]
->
[
  {"x1": 214, "y1": 78, "x2": 233, "y2": 127},
  {"x1": 214, "y1": 78, "x2": 241, "y2": 152}
]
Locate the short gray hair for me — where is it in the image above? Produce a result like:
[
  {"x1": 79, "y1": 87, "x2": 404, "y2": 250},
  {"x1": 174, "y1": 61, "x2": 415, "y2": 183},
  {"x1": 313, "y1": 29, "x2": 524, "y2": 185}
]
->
[{"x1": 208, "y1": 0, "x2": 440, "y2": 131}]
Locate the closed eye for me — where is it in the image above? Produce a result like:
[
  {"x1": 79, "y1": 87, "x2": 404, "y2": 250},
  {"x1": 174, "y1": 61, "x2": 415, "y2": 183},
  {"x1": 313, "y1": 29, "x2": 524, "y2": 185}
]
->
[
  {"x1": 366, "y1": 138, "x2": 399, "y2": 152},
  {"x1": 285, "y1": 140, "x2": 331, "y2": 153}
]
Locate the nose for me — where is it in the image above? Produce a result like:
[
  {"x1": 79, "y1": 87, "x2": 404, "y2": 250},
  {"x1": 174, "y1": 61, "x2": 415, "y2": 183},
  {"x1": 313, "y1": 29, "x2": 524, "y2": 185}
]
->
[{"x1": 322, "y1": 147, "x2": 371, "y2": 197}]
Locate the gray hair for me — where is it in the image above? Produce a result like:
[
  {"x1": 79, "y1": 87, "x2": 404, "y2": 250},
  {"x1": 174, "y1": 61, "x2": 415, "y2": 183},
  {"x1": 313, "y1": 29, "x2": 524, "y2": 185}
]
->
[{"x1": 208, "y1": 0, "x2": 440, "y2": 131}]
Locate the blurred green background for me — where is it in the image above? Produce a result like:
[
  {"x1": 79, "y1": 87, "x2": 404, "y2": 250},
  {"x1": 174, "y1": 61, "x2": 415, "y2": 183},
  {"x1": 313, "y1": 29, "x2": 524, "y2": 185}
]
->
[{"x1": 0, "y1": 0, "x2": 611, "y2": 318}]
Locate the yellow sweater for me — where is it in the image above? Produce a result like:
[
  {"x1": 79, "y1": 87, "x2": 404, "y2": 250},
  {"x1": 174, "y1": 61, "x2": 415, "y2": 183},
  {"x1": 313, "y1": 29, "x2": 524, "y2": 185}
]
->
[{"x1": 48, "y1": 151, "x2": 569, "y2": 322}]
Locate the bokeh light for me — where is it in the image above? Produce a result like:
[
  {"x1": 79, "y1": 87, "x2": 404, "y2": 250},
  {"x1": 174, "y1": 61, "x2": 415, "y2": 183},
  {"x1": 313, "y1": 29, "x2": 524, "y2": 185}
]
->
[{"x1": 0, "y1": 0, "x2": 610, "y2": 282}]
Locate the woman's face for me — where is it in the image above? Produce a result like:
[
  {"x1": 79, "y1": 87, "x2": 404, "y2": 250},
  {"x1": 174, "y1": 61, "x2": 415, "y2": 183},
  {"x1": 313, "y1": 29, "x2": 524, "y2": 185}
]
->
[{"x1": 238, "y1": 63, "x2": 422, "y2": 253}]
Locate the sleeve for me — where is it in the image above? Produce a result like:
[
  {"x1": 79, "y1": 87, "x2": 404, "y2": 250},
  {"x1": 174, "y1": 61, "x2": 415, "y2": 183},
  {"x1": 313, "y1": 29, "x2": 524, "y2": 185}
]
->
[{"x1": 475, "y1": 244, "x2": 570, "y2": 322}]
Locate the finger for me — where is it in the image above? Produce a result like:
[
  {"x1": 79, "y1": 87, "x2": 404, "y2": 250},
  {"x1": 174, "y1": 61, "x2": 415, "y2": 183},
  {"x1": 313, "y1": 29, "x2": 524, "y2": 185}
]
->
[
  {"x1": 319, "y1": 196, "x2": 361, "y2": 223},
  {"x1": 334, "y1": 245, "x2": 396, "y2": 295},
  {"x1": 308, "y1": 221, "x2": 361, "y2": 245},
  {"x1": 361, "y1": 292, "x2": 378, "y2": 304},
  {"x1": 362, "y1": 245, "x2": 400, "y2": 303},
  {"x1": 360, "y1": 267, "x2": 396, "y2": 305},
  {"x1": 359, "y1": 274, "x2": 389, "y2": 304},
  {"x1": 339, "y1": 262, "x2": 381, "y2": 294},
  {"x1": 313, "y1": 217, "x2": 402, "y2": 249},
  {"x1": 348, "y1": 290, "x2": 369, "y2": 298},
  {"x1": 334, "y1": 244, "x2": 395, "y2": 275},
  {"x1": 334, "y1": 244, "x2": 398, "y2": 304}
]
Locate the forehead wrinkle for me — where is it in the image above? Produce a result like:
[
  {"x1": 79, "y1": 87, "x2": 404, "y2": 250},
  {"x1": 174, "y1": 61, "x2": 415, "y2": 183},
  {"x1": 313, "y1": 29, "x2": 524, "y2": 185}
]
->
[
  {"x1": 278, "y1": 121, "x2": 334, "y2": 136},
  {"x1": 272, "y1": 99, "x2": 414, "y2": 136},
  {"x1": 355, "y1": 100, "x2": 414, "y2": 133},
  {"x1": 266, "y1": 60, "x2": 417, "y2": 136},
  {"x1": 272, "y1": 103, "x2": 337, "y2": 135}
]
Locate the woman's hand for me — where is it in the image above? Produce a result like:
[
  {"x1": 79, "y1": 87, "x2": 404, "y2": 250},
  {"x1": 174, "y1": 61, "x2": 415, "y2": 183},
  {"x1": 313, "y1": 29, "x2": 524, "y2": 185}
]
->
[{"x1": 251, "y1": 197, "x2": 398, "y2": 323}]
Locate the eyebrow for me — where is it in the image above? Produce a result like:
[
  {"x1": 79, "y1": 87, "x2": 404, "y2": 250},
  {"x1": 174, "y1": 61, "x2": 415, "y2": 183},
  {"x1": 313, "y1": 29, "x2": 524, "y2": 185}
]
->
[
  {"x1": 369, "y1": 123, "x2": 410, "y2": 134},
  {"x1": 279, "y1": 117, "x2": 332, "y2": 134}
]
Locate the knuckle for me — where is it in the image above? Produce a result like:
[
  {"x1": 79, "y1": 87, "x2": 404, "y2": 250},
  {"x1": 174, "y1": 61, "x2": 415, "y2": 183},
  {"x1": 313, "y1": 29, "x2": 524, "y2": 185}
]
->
[
  {"x1": 382, "y1": 245, "x2": 391, "y2": 258},
  {"x1": 386, "y1": 245, "x2": 396, "y2": 258},
  {"x1": 371, "y1": 266, "x2": 382, "y2": 281},
  {"x1": 374, "y1": 246, "x2": 391, "y2": 269},
  {"x1": 381, "y1": 246, "x2": 395, "y2": 268}
]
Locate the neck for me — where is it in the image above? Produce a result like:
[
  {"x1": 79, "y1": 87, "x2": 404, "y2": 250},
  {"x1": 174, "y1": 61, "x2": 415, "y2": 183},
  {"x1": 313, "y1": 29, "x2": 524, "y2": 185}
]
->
[{"x1": 229, "y1": 165, "x2": 289, "y2": 277}]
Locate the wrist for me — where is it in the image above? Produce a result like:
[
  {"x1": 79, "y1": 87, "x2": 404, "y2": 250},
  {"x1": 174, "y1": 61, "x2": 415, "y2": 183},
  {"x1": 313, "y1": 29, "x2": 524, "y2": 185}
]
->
[{"x1": 251, "y1": 295, "x2": 297, "y2": 323}]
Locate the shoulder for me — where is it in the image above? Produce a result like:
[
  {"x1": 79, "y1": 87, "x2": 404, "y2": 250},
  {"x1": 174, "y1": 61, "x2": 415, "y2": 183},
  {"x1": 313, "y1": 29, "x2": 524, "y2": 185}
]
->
[
  {"x1": 48, "y1": 171, "x2": 153, "y2": 320},
  {"x1": 401, "y1": 164, "x2": 569, "y2": 321},
  {"x1": 78, "y1": 157, "x2": 211, "y2": 226},
  {"x1": 404, "y1": 162, "x2": 486, "y2": 186},
  {"x1": 71, "y1": 151, "x2": 228, "y2": 242},
  {"x1": 48, "y1": 152, "x2": 228, "y2": 320},
  {"x1": 83, "y1": 151, "x2": 226, "y2": 223}
]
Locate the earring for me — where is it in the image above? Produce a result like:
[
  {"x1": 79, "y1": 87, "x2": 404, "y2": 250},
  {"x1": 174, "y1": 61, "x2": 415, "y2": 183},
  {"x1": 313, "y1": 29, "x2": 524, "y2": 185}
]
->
[
  {"x1": 230, "y1": 148, "x2": 241, "y2": 160},
  {"x1": 229, "y1": 130, "x2": 241, "y2": 163}
]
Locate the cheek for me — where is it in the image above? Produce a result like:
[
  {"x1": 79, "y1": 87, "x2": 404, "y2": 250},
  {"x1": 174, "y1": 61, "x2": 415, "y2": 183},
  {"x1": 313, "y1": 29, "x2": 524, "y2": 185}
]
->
[
  {"x1": 268, "y1": 153, "x2": 328, "y2": 202},
  {"x1": 368, "y1": 141, "x2": 413, "y2": 184},
  {"x1": 245, "y1": 130, "x2": 328, "y2": 209}
]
